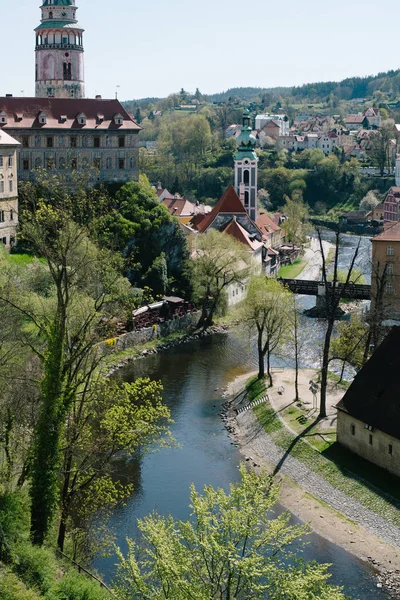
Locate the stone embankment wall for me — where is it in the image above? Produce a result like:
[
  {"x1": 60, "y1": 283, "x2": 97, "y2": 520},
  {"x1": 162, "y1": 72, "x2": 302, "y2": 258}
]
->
[{"x1": 99, "y1": 311, "x2": 201, "y2": 354}]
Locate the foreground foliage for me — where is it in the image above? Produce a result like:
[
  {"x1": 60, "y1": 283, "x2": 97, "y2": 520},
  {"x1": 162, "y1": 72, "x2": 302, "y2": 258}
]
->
[{"x1": 115, "y1": 467, "x2": 347, "y2": 600}]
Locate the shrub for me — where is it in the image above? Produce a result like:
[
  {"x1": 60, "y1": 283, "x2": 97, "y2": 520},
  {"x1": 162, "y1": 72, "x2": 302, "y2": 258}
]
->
[
  {"x1": 46, "y1": 571, "x2": 111, "y2": 600},
  {"x1": 0, "y1": 492, "x2": 30, "y2": 562},
  {"x1": 13, "y1": 543, "x2": 56, "y2": 594},
  {"x1": 0, "y1": 571, "x2": 42, "y2": 600}
]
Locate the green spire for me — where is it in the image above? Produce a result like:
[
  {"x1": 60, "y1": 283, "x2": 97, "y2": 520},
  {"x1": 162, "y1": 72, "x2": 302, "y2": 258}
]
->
[
  {"x1": 42, "y1": 0, "x2": 73, "y2": 5},
  {"x1": 235, "y1": 109, "x2": 257, "y2": 161}
]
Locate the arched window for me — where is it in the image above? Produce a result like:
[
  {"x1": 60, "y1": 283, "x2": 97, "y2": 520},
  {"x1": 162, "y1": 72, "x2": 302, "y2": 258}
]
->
[
  {"x1": 49, "y1": 11, "x2": 53, "y2": 18},
  {"x1": 129, "y1": 157, "x2": 135, "y2": 169},
  {"x1": 243, "y1": 170, "x2": 250, "y2": 185},
  {"x1": 244, "y1": 191, "x2": 249, "y2": 206},
  {"x1": 106, "y1": 157, "x2": 112, "y2": 169}
]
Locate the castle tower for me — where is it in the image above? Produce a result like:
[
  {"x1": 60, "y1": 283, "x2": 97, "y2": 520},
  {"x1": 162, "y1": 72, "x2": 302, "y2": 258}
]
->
[
  {"x1": 35, "y1": 0, "x2": 85, "y2": 98},
  {"x1": 234, "y1": 109, "x2": 258, "y2": 221}
]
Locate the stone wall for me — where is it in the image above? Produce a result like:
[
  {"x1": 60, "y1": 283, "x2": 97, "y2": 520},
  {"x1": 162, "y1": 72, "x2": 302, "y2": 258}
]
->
[
  {"x1": 337, "y1": 410, "x2": 400, "y2": 478},
  {"x1": 99, "y1": 311, "x2": 201, "y2": 354}
]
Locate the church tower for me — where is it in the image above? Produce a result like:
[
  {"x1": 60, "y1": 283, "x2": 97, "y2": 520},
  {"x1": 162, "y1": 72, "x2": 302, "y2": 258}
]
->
[
  {"x1": 234, "y1": 110, "x2": 258, "y2": 221},
  {"x1": 35, "y1": 0, "x2": 85, "y2": 98}
]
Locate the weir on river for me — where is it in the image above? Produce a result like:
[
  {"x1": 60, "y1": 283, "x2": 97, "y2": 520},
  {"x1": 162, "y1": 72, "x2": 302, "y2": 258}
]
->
[{"x1": 94, "y1": 233, "x2": 388, "y2": 599}]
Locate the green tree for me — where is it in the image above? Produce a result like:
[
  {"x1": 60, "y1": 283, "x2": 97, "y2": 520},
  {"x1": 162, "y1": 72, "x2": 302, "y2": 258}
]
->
[
  {"x1": 241, "y1": 276, "x2": 292, "y2": 383},
  {"x1": 281, "y1": 195, "x2": 310, "y2": 246},
  {"x1": 115, "y1": 467, "x2": 346, "y2": 600},
  {"x1": 0, "y1": 206, "x2": 130, "y2": 546},
  {"x1": 57, "y1": 377, "x2": 171, "y2": 553},
  {"x1": 330, "y1": 316, "x2": 368, "y2": 382},
  {"x1": 144, "y1": 253, "x2": 168, "y2": 297},
  {"x1": 368, "y1": 119, "x2": 395, "y2": 175},
  {"x1": 93, "y1": 176, "x2": 192, "y2": 298},
  {"x1": 193, "y1": 230, "x2": 251, "y2": 330}
]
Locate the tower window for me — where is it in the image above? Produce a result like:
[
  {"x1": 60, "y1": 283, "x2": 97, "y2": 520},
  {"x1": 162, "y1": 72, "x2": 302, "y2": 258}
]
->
[
  {"x1": 63, "y1": 63, "x2": 72, "y2": 81},
  {"x1": 10, "y1": 209, "x2": 13, "y2": 221},
  {"x1": 243, "y1": 170, "x2": 250, "y2": 185},
  {"x1": 48, "y1": 11, "x2": 53, "y2": 19},
  {"x1": 244, "y1": 191, "x2": 249, "y2": 206}
]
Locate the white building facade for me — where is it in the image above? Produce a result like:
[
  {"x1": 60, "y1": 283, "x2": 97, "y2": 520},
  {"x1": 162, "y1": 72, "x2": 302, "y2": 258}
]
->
[{"x1": 255, "y1": 114, "x2": 289, "y2": 136}]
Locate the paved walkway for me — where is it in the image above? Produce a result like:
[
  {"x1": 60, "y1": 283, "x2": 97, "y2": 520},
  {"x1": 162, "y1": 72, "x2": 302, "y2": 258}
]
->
[
  {"x1": 298, "y1": 237, "x2": 334, "y2": 281},
  {"x1": 237, "y1": 408, "x2": 400, "y2": 549}
]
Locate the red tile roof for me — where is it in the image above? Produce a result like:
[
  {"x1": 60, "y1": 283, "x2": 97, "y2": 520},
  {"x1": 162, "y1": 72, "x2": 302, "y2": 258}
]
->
[
  {"x1": 344, "y1": 115, "x2": 365, "y2": 124},
  {"x1": 0, "y1": 97, "x2": 141, "y2": 131},
  {"x1": 222, "y1": 217, "x2": 263, "y2": 251},
  {"x1": 256, "y1": 211, "x2": 281, "y2": 238},
  {"x1": 373, "y1": 221, "x2": 400, "y2": 241},
  {"x1": 195, "y1": 186, "x2": 248, "y2": 233},
  {"x1": 162, "y1": 197, "x2": 195, "y2": 217}
]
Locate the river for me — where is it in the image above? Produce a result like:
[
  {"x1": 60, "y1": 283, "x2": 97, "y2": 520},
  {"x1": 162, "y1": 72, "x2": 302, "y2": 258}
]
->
[{"x1": 94, "y1": 232, "x2": 390, "y2": 599}]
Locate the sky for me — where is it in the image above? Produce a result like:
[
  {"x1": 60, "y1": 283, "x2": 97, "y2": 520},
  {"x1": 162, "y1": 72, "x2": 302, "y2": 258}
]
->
[{"x1": 3, "y1": 0, "x2": 400, "y2": 101}]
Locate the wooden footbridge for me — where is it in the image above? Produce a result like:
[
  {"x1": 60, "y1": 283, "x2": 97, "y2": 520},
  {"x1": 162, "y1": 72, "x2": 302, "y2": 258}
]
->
[{"x1": 278, "y1": 278, "x2": 371, "y2": 301}]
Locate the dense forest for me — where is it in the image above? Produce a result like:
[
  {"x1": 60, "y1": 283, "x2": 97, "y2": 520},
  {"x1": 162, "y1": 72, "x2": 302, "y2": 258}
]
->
[{"x1": 123, "y1": 67, "x2": 400, "y2": 109}]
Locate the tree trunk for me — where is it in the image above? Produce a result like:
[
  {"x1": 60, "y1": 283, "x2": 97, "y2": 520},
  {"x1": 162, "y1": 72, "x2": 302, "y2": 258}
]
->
[
  {"x1": 57, "y1": 449, "x2": 73, "y2": 551},
  {"x1": 30, "y1": 319, "x2": 66, "y2": 546},
  {"x1": 257, "y1": 330, "x2": 265, "y2": 379},
  {"x1": 319, "y1": 321, "x2": 334, "y2": 419},
  {"x1": 266, "y1": 346, "x2": 272, "y2": 387}
]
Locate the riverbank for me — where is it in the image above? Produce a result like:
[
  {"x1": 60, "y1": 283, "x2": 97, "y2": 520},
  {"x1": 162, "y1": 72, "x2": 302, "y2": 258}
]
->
[
  {"x1": 223, "y1": 371, "x2": 400, "y2": 597},
  {"x1": 102, "y1": 324, "x2": 229, "y2": 376}
]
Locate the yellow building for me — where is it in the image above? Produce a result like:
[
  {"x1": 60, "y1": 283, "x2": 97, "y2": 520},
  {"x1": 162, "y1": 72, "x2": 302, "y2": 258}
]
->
[{"x1": 0, "y1": 131, "x2": 19, "y2": 248}]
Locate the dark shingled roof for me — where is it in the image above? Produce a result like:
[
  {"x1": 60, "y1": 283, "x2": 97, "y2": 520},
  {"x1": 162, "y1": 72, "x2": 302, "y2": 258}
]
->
[{"x1": 336, "y1": 327, "x2": 400, "y2": 439}]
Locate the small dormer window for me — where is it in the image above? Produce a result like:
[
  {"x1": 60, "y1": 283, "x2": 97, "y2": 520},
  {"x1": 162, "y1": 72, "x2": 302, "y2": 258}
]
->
[
  {"x1": 77, "y1": 113, "x2": 87, "y2": 126},
  {"x1": 59, "y1": 115, "x2": 67, "y2": 123},
  {"x1": 39, "y1": 112, "x2": 47, "y2": 125},
  {"x1": 97, "y1": 113, "x2": 104, "y2": 124},
  {"x1": 114, "y1": 114, "x2": 123, "y2": 126},
  {"x1": 0, "y1": 112, "x2": 7, "y2": 125}
]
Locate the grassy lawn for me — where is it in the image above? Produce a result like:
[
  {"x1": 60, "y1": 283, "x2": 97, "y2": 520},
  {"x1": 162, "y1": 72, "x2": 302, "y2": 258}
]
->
[
  {"x1": 246, "y1": 376, "x2": 400, "y2": 528},
  {"x1": 278, "y1": 259, "x2": 307, "y2": 279},
  {"x1": 7, "y1": 253, "x2": 45, "y2": 266}
]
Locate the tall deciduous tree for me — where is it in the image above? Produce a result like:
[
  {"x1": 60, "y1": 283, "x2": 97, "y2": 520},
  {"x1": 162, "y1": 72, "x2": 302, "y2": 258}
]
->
[
  {"x1": 115, "y1": 467, "x2": 346, "y2": 600},
  {"x1": 241, "y1": 276, "x2": 292, "y2": 384},
  {"x1": 282, "y1": 194, "x2": 310, "y2": 246},
  {"x1": 317, "y1": 229, "x2": 361, "y2": 418},
  {"x1": 57, "y1": 377, "x2": 171, "y2": 553},
  {"x1": 0, "y1": 205, "x2": 131, "y2": 545},
  {"x1": 193, "y1": 230, "x2": 251, "y2": 331},
  {"x1": 368, "y1": 119, "x2": 395, "y2": 176}
]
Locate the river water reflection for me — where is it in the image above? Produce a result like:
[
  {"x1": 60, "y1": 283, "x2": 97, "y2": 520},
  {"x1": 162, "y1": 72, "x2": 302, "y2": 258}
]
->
[{"x1": 95, "y1": 324, "x2": 389, "y2": 599}]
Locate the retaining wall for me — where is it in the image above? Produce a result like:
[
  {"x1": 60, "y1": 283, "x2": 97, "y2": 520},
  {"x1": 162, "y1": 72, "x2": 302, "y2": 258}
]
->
[{"x1": 99, "y1": 311, "x2": 201, "y2": 354}]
